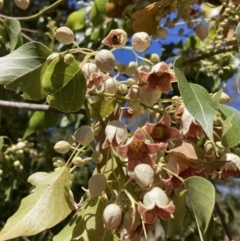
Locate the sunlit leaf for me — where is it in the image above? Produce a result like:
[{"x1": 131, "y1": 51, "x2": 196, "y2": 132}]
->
[
  {"x1": 0, "y1": 167, "x2": 74, "y2": 241},
  {"x1": 66, "y1": 9, "x2": 86, "y2": 30},
  {"x1": 0, "y1": 42, "x2": 51, "y2": 100},
  {"x1": 90, "y1": 0, "x2": 107, "y2": 26},
  {"x1": 3, "y1": 19, "x2": 21, "y2": 52},
  {"x1": 23, "y1": 111, "x2": 59, "y2": 139},
  {"x1": 174, "y1": 57, "x2": 216, "y2": 140},
  {"x1": 162, "y1": 193, "x2": 186, "y2": 238},
  {"x1": 184, "y1": 176, "x2": 215, "y2": 239},
  {"x1": 91, "y1": 98, "x2": 116, "y2": 118},
  {"x1": 218, "y1": 104, "x2": 240, "y2": 147}
]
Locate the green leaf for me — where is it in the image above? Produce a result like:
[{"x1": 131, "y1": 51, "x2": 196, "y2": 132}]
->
[
  {"x1": 161, "y1": 193, "x2": 186, "y2": 238},
  {"x1": 0, "y1": 137, "x2": 4, "y2": 150},
  {"x1": 174, "y1": 57, "x2": 216, "y2": 140},
  {"x1": 91, "y1": 98, "x2": 116, "y2": 118},
  {"x1": 54, "y1": 196, "x2": 106, "y2": 241},
  {"x1": 211, "y1": 89, "x2": 222, "y2": 109},
  {"x1": 66, "y1": 9, "x2": 86, "y2": 30},
  {"x1": 23, "y1": 111, "x2": 59, "y2": 139},
  {"x1": 90, "y1": 0, "x2": 107, "y2": 26},
  {"x1": 184, "y1": 177, "x2": 215, "y2": 239},
  {"x1": 218, "y1": 104, "x2": 240, "y2": 147},
  {"x1": 0, "y1": 167, "x2": 74, "y2": 241},
  {"x1": 0, "y1": 42, "x2": 51, "y2": 100},
  {"x1": 3, "y1": 19, "x2": 21, "y2": 52}
]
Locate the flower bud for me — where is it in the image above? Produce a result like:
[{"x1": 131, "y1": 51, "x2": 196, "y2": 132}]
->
[
  {"x1": 195, "y1": 24, "x2": 208, "y2": 40},
  {"x1": 95, "y1": 49, "x2": 116, "y2": 73},
  {"x1": 14, "y1": 0, "x2": 30, "y2": 10},
  {"x1": 126, "y1": 78, "x2": 137, "y2": 86},
  {"x1": 150, "y1": 53, "x2": 160, "y2": 64},
  {"x1": 54, "y1": 26, "x2": 74, "y2": 45},
  {"x1": 52, "y1": 157, "x2": 66, "y2": 167},
  {"x1": 103, "y1": 203, "x2": 122, "y2": 230},
  {"x1": 134, "y1": 164, "x2": 154, "y2": 189},
  {"x1": 219, "y1": 92, "x2": 230, "y2": 104},
  {"x1": 157, "y1": 27, "x2": 168, "y2": 40},
  {"x1": 64, "y1": 53, "x2": 75, "y2": 65},
  {"x1": 74, "y1": 125, "x2": 94, "y2": 146},
  {"x1": 0, "y1": 0, "x2": 4, "y2": 9},
  {"x1": 91, "y1": 151, "x2": 103, "y2": 164},
  {"x1": 54, "y1": 141, "x2": 71, "y2": 154},
  {"x1": 88, "y1": 173, "x2": 107, "y2": 198},
  {"x1": 16, "y1": 141, "x2": 26, "y2": 150},
  {"x1": 100, "y1": 78, "x2": 117, "y2": 95},
  {"x1": 128, "y1": 85, "x2": 140, "y2": 99},
  {"x1": 46, "y1": 53, "x2": 61, "y2": 65},
  {"x1": 125, "y1": 61, "x2": 138, "y2": 75},
  {"x1": 132, "y1": 32, "x2": 151, "y2": 52},
  {"x1": 143, "y1": 187, "x2": 169, "y2": 207},
  {"x1": 72, "y1": 157, "x2": 85, "y2": 167},
  {"x1": 102, "y1": 29, "x2": 128, "y2": 48},
  {"x1": 117, "y1": 83, "x2": 128, "y2": 95},
  {"x1": 82, "y1": 62, "x2": 99, "y2": 79}
]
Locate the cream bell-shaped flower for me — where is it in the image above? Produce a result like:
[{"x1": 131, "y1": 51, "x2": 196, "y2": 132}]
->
[
  {"x1": 102, "y1": 120, "x2": 128, "y2": 149},
  {"x1": 132, "y1": 32, "x2": 151, "y2": 52},
  {"x1": 103, "y1": 203, "x2": 122, "y2": 230},
  {"x1": 95, "y1": 49, "x2": 116, "y2": 73},
  {"x1": 138, "y1": 187, "x2": 175, "y2": 224},
  {"x1": 102, "y1": 29, "x2": 128, "y2": 48},
  {"x1": 134, "y1": 164, "x2": 154, "y2": 189},
  {"x1": 54, "y1": 26, "x2": 74, "y2": 45}
]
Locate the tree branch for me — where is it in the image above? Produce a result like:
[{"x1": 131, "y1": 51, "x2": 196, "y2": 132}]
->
[
  {"x1": 182, "y1": 45, "x2": 238, "y2": 67},
  {"x1": 0, "y1": 100, "x2": 85, "y2": 114},
  {"x1": 0, "y1": 0, "x2": 66, "y2": 21},
  {"x1": 215, "y1": 201, "x2": 234, "y2": 241}
]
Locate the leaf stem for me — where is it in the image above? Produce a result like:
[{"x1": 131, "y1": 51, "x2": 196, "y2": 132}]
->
[
  {"x1": 0, "y1": 0, "x2": 66, "y2": 21},
  {"x1": 215, "y1": 201, "x2": 234, "y2": 241}
]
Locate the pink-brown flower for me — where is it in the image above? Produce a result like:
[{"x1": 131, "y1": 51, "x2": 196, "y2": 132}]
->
[
  {"x1": 116, "y1": 129, "x2": 161, "y2": 172},
  {"x1": 102, "y1": 29, "x2": 128, "y2": 48},
  {"x1": 138, "y1": 187, "x2": 175, "y2": 224},
  {"x1": 144, "y1": 115, "x2": 180, "y2": 150},
  {"x1": 137, "y1": 62, "x2": 177, "y2": 93},
  {"x1": 219, "y1": 153, "x2": 240, "y2": 178}
]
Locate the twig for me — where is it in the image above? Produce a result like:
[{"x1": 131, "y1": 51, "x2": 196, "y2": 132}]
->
[
  {"x1": 0, "y1": 100, "x2": 85, "y2": 114},
  {"x1": 182, "y1": 45, "x2": 238, "y2": 67},
  {"x1": 215, "y1": 201, "x2": 234, "y2": 241},
  {"x1": 0, "y1": 0, "x2": 66, "y2": 22}
]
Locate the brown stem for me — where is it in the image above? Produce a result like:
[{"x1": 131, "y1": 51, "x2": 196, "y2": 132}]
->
[
  {"x1": 0, "y1": 100, "x2": 85, "y2": 114},
  {"x1": 0, "y1": 0, "x2": 66, "y2": 22},
  {"x1": 182, "y1": 45, "x2": 238, "y2": 67},
  {"x1": 215, "y1": 201, "x2": 234, "y2": 241}
]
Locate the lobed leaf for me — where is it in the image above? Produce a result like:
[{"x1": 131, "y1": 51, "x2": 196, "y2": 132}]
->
[
  {"x1": 184, "y1": 176, "x2": 215, "y2": 239},
  {"x1": 0, "y1": 42, "x2": 51, "y2": 100},
  {"x1": 218, "y1": 104, "x2": 240, "y2": 147},
  {"x1": 0, "y1": 167, "x2": 74, "y2": 241},
  {"x1": 174, "y1": 57, "x2": 216, "y2": 140}
]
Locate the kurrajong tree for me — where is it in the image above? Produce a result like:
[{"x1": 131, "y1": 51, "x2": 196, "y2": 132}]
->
[{"x1": 1, "y1": 0, "x2": 240, "y2": 241}]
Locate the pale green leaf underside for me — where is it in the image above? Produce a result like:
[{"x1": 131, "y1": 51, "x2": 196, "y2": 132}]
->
[
  {"x1": 0, "y1": 167, "x2": 73, "y2": 241},
  {"x1": 184, "y1": 176, "x2": 215, "y2": 234},
  {"x1": 0, "y1": 42, "x2": 51, "y2": 85},
  {"x1": 66, "y1": 9, "x2": 86, "y2": 30},
  {"x1": 218, "y1": 104, "x2": 240, "y2": 147},
  {"x1": 174, "y1": 57, "x2": 216, "y2": 140},
  {"x1": 53, "y1": 197, "x2": 105, "y2": 241}
]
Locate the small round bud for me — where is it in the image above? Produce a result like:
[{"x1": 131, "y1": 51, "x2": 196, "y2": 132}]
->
[
  {"x1": 125, "y1": 61, "x2": 138, "y2": 75},
  {"x1": 195, "y1": 24, "x2": 208, "y2": 40},
  {"x1": 103, "y1": 203, "x2": 122, "y2": 230},
  {"x1": 52, "y1": 157, "x2": 66, "y2": 167},
  {"x1": 219, "y1": 92, "x2": 230, "y2": 104},
  {"x1": 88, "y1": 173, "x2": 107, "y2": 198},
  {"x1": 54, "y1": 141, "x2": 71, "y2": 154},
  {"x1": 134, "y1": 164, "x2": 154, "y2": 189},
  {"x1": 95, "y1": 49, "x2": 116, "y2": 73},
  {"x1": 72, "y1": 156, "x2": 85, "y2": 167},
  {"x1": 157, "y1": 27, "x2": 168, "y2": 40},
  {"x1": 16, "y1": 141, "x2": 26, "y2": 150},
  {"x1": 126, "y1": 78, "x2": 137, "y2": 86},
  {"x1": 91, "y1": 151, "x2": 103, "y2": 164},
  {"x1": 54, "y1": 27, "x2": 74, "y2": 45},
  {"x1": 0, "y1": 0, "x2": 4, "y2": 9},
  {"x1": 13, "y1": 160, "x2": 21, "y2": 167},
  {"x1": 46, "y1": 53, "x2": 61, "y2": 65},
  {"x1": 132, "y1": 32, "x2": 151, "y2": 52},
  {"x1": 118, "y1": 83, "x2": 128, "y2": 95},
  {"x1": 74, "y1": 125, "x2": 94, "y2": 146},
  {"x1": 14, "y1": 0, "x2": 30, "y2": 10},
  {"x1": 150, "y1": 53, "x2": 160, "y2": 64},
  {"x1": 0, "y1": 169, "x2": 3, "y2": 176},
  {"x1": 64, "y1": 53, "x2": 75, "y2": 65}
]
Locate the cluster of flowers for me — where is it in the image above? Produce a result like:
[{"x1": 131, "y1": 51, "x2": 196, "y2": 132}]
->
[{"x1": 53, "y1": 27, "x2": 240, "y2": 240}]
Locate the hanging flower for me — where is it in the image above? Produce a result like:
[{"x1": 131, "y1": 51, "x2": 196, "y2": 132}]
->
[
  {"x1": 144, "y1": 115, "x2": 180, "y2": 150},
  {"x1": 137, "y1": 62, "x2": 177, "y2": 93},
  {"x1": 117, "y1": 129, "x2": 161, "y2": 172},
  {"x1": 219, "y1": 153, "x2": 240, "y2": 178},
  {"x1": 102, "y1": 29, "x2": 128, "y2": 48},
  {"x1": 138, "y1": 187, "x2": 175, "y2": 224}
]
